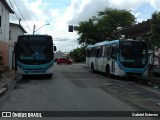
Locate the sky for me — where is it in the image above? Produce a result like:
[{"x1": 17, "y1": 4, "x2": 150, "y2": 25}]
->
[{"x1": 7, "y1": 0, "x2": 160, "y2": 52}]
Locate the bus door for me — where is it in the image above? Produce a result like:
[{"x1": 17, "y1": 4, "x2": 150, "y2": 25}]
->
[
  {"x1": 96, "y1": 46, "x2": 104, "y2": 71},
  {"x1": 111, "y1": 44, "x2": 118, "y2": 74},
  {"x1": 100, "y1": 46, "x2": 105, "y2": 71},
  {"x1": 95, "y1": 47, "x2": 101, "y2": 71}
]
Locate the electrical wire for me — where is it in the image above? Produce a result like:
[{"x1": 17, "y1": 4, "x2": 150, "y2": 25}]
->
[
  {"x1": 19, "y1": 0, "x2": 32, "y2": 21},
  {"x1": 8, "y1": 0, "x2": 19, "y2": 20},
  {"x1": 12, "y1": 0, "x2": 32, "y2": 33}
]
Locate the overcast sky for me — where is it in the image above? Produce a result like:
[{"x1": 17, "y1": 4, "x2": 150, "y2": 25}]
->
[{"x1": 7, "y1": 0, "x2": 160, "y2": 52}]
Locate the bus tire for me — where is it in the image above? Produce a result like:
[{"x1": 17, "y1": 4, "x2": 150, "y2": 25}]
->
[
  {"x1": 106, "y1": 66, "x2": 111, "y2": 77},
  {"x1": 91, "y1": 63, "x2": 95, "y2": 73}
]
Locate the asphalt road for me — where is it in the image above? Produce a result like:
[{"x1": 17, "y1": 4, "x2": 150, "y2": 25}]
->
[{"x1": 0, "y1": 63, "x2": 158, "y2": 120}]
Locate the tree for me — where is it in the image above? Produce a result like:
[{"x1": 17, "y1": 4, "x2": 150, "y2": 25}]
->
[
  {"x1": 150, "y1": 11, "x2": 160, "y2": 48},
  {"x1": 76, "y1": 8, "x2": 135, "y2": 45},
  {"x1": 77, "y1": 18, "x2": 98, "y2": 45},
  {"x1": 69, "y1": 47, "x2": 86, "y2": 63},
  {"x1": 97, "y1": 9, "x2": 135, "y2": 40}
]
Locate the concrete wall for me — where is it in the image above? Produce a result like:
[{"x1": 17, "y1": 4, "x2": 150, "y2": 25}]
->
[
  {"x1": 9, "y1": 25, "x2": 25, "y2": 43},
  {"x1": 0, "y1": 2, "x2": 10, "y2": 66},
  {"x1": 9, "y1": 25, "x2": 26, "y2": 70}
]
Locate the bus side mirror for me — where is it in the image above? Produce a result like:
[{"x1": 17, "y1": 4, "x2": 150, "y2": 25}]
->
[{"x1": 54, "y1": 46, "x2": 57, "y2": 51}]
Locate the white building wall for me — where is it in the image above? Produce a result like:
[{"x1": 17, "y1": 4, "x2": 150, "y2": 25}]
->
[
  {"x1": 0, "y1": 2, "x2": 10, "y2": 67},
  {"x1": 4, "y1": 7, "x2": 9, "y2": 41},
  {"x1": 9, "y1": 26, "x2": 24, "y2": 43},
  {"x1": 0, "y1": 3, "x2": 9, "y2": 41},
  {"x1": 9, "y1": 25, "x2": 25, "y2": 70}
]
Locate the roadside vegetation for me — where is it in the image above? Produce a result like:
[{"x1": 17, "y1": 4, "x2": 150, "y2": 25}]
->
[
  {"x1": 70, "y1": 8, "x2": 160, "y2": 62},
  {"x1": 69, "y1": 47, "x2": 86, "y2": 63}
]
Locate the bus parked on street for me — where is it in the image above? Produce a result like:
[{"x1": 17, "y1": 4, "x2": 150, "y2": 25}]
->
[
  {"x1": 15, "y1": 35, "x2": 56, "y2": 77},
  {"x1": 86, "y1": 39, "x2": 149, "y2": 77}
]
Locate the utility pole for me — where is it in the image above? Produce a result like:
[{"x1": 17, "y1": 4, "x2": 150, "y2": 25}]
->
[
  {"x1": 33, "y1": 23, "x2": 50, "y2": 35},
  {"x1": 19, "y1": 18, "x2": 21, "y2": 25},
  {"x1": 33, "y1": 24, "x2": 36, "y2": 34}
]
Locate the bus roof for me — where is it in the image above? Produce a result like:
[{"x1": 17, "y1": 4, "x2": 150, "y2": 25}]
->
[
  {"x1": 86, "y1": 39, "x2": 144, "y2": 48},
  {"x1": 17, "y1": 35, "x2": 53, "y2": 43},
  {"x1": 18, "y1": 34, "x2": 52, "y2": 37}
]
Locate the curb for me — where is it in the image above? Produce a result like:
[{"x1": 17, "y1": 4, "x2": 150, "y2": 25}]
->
[
  {"x1": 136, "y1": 75, "x2": 160, "y2": 88},
  {"x1": 0, "y1": 70, "x2": 15, "y2": 96},
  {"x1": 0, "y1": 82, "x2": 8, "y2": 96}
]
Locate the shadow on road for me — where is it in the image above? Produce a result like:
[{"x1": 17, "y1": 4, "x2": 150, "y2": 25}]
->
[{"x1": 16, "y1": 74, "x2": 52, "y2": 84}]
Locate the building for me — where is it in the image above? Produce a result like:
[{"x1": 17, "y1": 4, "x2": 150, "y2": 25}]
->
[
  {"x1": 9, "y1": 23, "x2": 27, "y2": 70},
  {"x1": 54, "y1": 51, "x2": 70, "y2": 59},
  {"x1": 0, "y1": 0, "x2": 14, "y2": 69}
]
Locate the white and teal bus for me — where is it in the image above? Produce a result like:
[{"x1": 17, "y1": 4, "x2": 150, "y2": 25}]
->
[
  {"x1": 86, "y1": 39, "x2": 149, "y2": 77},
  {"x1": 15, "y1": 35, "x2": 56, "y2": 77}
]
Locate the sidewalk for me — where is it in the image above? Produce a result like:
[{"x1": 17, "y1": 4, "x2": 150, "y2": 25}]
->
[
  {"x1": 0, "y1": 70, "x2": 15, "y2": 95},
  {"x1": 136, "y1": 69, "x2": 160, "y2": 88},
  {"x1": 81, "y1": 63, "x2": 160, "y2": 88},
  {"x1": 152, "y1": 66, "x2": 160, "y2": 76}
]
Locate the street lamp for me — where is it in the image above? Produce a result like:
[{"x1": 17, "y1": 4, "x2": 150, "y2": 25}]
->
[{"x1": 33, "y1": 23, "x2": 50, "y2": 34}]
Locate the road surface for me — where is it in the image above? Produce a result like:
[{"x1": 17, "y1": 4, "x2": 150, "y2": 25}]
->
[{"x1": 0, "y1": 63, "x2": 158, "y2": 120}]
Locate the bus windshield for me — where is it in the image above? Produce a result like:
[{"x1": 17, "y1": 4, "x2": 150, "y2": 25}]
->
[
  {"x1": 119, "y1": 41, "x2": 148, "y2": 68},
  {"x1": 16, "y1": 36, "x2": 53, "y2": 64}
]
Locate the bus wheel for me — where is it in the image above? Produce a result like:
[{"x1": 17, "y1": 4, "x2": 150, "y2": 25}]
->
[
  {"x1": 106, "y1": 66, "x2": 111, "y2": 77},
  {"x1": 91, "y1": 64, "x2": 95, "y2": 73}
]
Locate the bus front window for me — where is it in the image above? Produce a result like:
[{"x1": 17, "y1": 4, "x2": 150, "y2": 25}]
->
[
  {"x1": 17, "y1": 42, "x2": 53, "y2": 64},
  {"x1": 119, "y1": 46, "x2": 134, "y2": 63},
  {"x1": 119, "y1": 41, "x2": 148, "y2": 68}
]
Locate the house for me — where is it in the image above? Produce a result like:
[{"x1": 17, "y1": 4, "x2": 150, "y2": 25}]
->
[
  {"x1": 0, "y1": 0, "x2": 14, "y2": 70},
  {"x1": 9, "y1": 23, "x2": 27, "y2": 70}
]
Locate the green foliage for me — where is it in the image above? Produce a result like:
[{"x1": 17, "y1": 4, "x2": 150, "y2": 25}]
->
[
  {"x1": 76, "y1": 8, "x2": 135, "y2": 45},
  {"x1": 142, "y1": 33, "x2": 152, "y2": 49},
  {"x1": 150, "y1": 11, "x2": 160, "y2": 48},
  {"x1": 69, "y1": 47, "x2": 86, "y2": 63},
  {"x1": 77, "y1": 18, "x2": 98, "y2": 45}
]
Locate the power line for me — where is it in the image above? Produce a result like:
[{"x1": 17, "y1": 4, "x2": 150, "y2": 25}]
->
[
  {"x1": 12, "y1": 0, "x2": 32, "y2": 33},
  {"x1": 8, "y1": 0, "x2": 19, "y2": 20},
  {"x1": 19, "y1": 0, "x2": 32, "y2": 21},
  {"x1": 8, "y1": 0, "x2": 31, "y2": 33},
  {"x1": 54, "y1": 38, "x2": 78, "y2": 42}
]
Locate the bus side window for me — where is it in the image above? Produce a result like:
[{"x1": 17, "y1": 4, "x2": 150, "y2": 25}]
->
[
  {"x1": 96, "y1": 48, "x2": 101, "y2": 58},
  {"x1": 90, "y1": 49, "x2": 94, "y2": 57},
  {"x1": 104, "y1": 46, "x2": 106, "y2": 57},
  {"x1": 100, "y1": 47, "x2": 103, "y2": 57},
  {"x1": 102, "y1": 46, "x2": 105, "y2": 57},
  {"x1": 93, "y1": 48, "x2": 96, "y2": 57},
  {"x1": 106, "y1": 45, "x2": 111, "y2": 59},
  {"x1": 96, "y1": 49, "x2": 99, "y2": 58},
  {"x1": 87, "y1": 50, "x2": 91, "y2": 57},
  {"x1": 112, "y1": 45, "x2": 118, "y2": 60}
]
